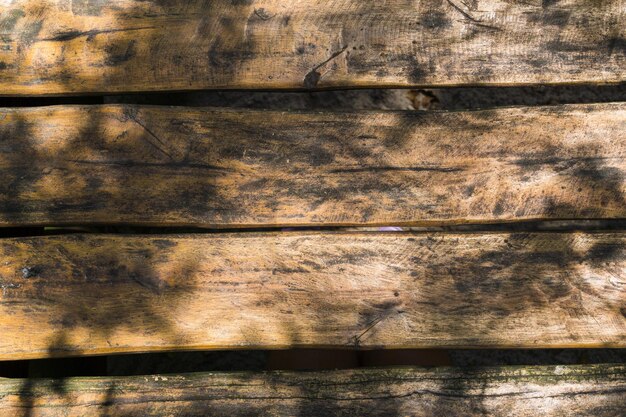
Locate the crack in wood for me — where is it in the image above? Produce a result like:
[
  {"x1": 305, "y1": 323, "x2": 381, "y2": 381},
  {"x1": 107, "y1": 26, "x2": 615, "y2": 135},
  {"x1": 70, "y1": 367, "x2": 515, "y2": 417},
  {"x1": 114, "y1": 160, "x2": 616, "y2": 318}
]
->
[
  {"x1": 445, "y1": 0, "x2": 502, "y2": 31},
  {"x1": 39, "y1": 27, "x2": 155, "y2": 42}
]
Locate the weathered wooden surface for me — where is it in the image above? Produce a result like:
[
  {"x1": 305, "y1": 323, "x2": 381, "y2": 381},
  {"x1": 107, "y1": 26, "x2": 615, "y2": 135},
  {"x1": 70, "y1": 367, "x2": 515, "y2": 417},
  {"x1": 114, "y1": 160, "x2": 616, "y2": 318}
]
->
[
  {"x1": 0, "y1": 232, "x2": 624, "y2": 359},
  {"x1": 1, "y1": 103, "x2": 624, "y2": 227},
  {"x1": 1, "y1": 365, "x2": 625, "y2": 416},
  {"x1": 0, "y1": 0, "x2": 624, "y2": 95}
]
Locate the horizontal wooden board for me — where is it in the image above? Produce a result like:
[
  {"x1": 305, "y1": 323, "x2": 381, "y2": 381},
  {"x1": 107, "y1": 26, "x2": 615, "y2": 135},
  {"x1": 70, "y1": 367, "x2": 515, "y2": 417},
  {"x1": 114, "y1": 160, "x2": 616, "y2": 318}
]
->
[
  {"x1": 0, "y1": 103, "x2": 625, "y2": 227},
  {"x1": 0, "y1": 0, "x2": 624, "y2": 95},
  {"x1": 1, "y1": 365, "x2": 625, "y2": 416},
  {"x1": 0, "y1": 232, "x2": 624, "y2": 359}
]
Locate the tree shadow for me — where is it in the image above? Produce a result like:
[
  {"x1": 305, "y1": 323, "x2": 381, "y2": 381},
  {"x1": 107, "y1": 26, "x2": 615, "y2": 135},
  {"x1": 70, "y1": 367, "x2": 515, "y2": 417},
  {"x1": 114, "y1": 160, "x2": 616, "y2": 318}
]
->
[
  {"x1": 1, "y1": 0, "x2": 624, "y2": 95},
  {"x1": 0, "y1": 102, "x2": 624, "y2": 415},
  {"x1": 1, "y1": 231, "x2": 204, "y2": 416},
  {"x1": 0, "y1": 102, "x2": 624, "y2": 227},
  {"x1": 0, "y1": 105, "x2": 206, "y2": 414},
  {"x1": 0, "y1": 3, "x2": 624, "y2": 413}
]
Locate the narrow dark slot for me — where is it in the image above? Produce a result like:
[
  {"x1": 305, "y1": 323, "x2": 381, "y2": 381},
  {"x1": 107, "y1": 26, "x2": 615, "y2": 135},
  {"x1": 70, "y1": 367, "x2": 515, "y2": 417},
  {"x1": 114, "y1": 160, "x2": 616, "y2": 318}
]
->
[
  {"x1": 1, "y1": 349, "x2": 625, "y2": 379},
  {"x1": 0, "y1": 96, "x2": 104, "y2": 107},
  {"x1": 104, "y1": 84, "x2": 626, "y2": 110},
  {"x1": 0, "y1": 219, "x2": 625, "y2": 239},
  {"x1": 1, "y1": 83, "x2": 624, "y2": 110}
]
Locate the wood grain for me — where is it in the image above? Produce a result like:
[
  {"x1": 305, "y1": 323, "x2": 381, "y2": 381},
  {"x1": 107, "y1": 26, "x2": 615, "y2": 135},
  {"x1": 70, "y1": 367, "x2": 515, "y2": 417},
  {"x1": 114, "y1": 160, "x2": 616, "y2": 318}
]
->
[
  {"x1": 1, "y1": 365, "x2": 625, "y2": 416},
  {"x1": 0, "y1": 103, "x2": 624, "y2": 227},
  {"x1": 0, "y1": 0, "x2": 624, "y2": 95},
  {"x1": 0, "y1": 232, "x2": 624, "y2": 359}
]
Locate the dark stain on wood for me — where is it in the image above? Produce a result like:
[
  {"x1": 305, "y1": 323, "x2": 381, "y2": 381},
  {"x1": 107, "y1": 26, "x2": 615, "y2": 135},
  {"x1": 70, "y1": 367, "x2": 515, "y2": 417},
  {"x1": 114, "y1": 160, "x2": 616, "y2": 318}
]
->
[
  {"x1": 607, "y1": 36, "x2": 626, "y2": 57},
  {"x1": 303, "y1": 69, "x2": 322, "y2": 89},
  {"x1": 542, "y1": 0, "x2": 560, "y2": 8},
  {"x1": 104, "y1": 40, "x2": 137, "y2": 66},
  {"x1": 2, "y1": 0, "x2": 623, "y2": 94},
  {"x1": 420, "y1": 11, "x2": 452, "y2": 30},
  {"x1": 0, "y1": 104, "x2": 623, "y2": 227},
  {"x1": 0, "y1": 232, "x2": 624, "y2": 360}
]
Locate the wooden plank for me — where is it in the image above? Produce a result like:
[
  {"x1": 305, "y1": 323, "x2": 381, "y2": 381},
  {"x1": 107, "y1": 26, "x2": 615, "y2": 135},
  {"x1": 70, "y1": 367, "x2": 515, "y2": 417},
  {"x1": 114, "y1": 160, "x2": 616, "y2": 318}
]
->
[
  {"x1": 0, "y1": 103, "x2": 625, "y2": 227},
  {"x1": 1, "y1": 365, "x2": 625, "y2": 416},
  {"x1": 0, "y1": 0, "x2": 624, "y2": 95},
  {"x1": 0, "y1": 232, "x2": 624, "y2": 359}
]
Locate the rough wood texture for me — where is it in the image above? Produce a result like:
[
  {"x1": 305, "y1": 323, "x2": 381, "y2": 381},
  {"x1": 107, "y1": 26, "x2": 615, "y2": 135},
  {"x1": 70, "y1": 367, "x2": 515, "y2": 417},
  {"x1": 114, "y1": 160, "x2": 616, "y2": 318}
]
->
[
  {"x1": 1, "y1": 103, "x2": 625, "y2": 227},
  {"x1": 0, "y1": 232, "x2": 624, "y2": 359},
  {"x1": 0, "y1": 0, "x2": 624, "y2": 95},
  {"x1": 1, "y1": 365, "x2": 625, "y2": 416}
]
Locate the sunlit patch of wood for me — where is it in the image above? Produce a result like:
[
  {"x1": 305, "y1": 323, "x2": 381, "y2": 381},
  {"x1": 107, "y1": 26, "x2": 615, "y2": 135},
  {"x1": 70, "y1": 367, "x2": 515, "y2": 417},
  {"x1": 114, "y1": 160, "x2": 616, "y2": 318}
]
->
[
  {"x1": 0, "y1": 0, "x2": 624, "y2": 94},
  {"x1": 0, "y1": 232, "x2": 623, "y2": 360},
  {"x1": 0, "y1": 103, "x2": 624, "y2": 227}
]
